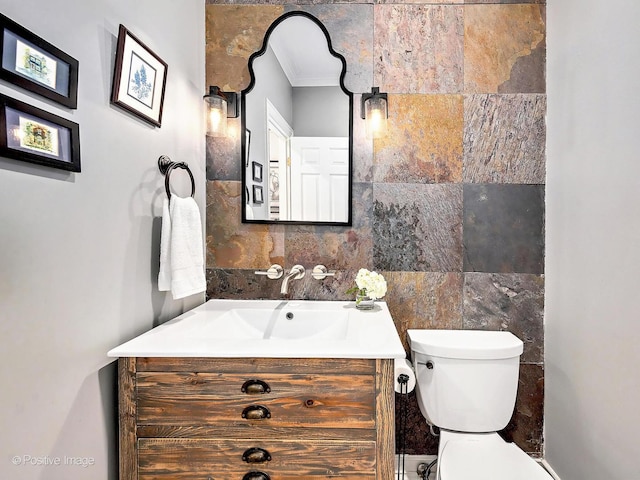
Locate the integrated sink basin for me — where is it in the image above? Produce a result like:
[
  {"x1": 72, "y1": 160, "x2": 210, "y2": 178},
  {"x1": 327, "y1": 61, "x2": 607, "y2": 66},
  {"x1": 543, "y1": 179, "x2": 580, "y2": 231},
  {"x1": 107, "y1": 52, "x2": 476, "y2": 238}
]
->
[
  {"x1": 108, "y1": 299, "x2": 405, "y2": 358},
  {"x1": 223, "y1": 302, "x2": 349, "y2": 340}
]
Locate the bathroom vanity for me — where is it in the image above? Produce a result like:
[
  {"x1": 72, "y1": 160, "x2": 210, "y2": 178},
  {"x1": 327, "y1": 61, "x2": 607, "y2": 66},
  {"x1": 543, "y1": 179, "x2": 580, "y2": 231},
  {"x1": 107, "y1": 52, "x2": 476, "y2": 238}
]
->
[{"x1": 109, "y1": 299, "x2": 405, "y2": 480}]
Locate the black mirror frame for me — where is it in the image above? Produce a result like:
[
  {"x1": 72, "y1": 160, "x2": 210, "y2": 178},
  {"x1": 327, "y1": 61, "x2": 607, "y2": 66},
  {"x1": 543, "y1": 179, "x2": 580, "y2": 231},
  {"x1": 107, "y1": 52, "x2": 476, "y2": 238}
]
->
[{"x1": 240, "y1": 10, "x2": 353, "y2": 226}]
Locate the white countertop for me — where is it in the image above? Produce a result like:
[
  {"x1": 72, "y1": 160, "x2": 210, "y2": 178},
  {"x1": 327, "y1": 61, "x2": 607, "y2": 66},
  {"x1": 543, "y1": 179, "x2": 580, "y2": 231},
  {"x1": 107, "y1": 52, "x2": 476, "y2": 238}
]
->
[{"x1": 108, "y1": 299, "x2": 406, "y2": 359}]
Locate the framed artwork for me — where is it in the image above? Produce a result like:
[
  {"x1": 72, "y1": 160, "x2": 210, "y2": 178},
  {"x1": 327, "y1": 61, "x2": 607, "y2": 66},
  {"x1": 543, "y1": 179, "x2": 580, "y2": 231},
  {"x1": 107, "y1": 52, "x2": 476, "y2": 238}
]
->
[
  {"x1": 111, "y1": 25, "x2": 167, "y2": 127},
  {"x1": 253, "y1": 185, "x2": 264, "y2": 204},
  {"x1": 245, "y1": 128, "x2": 251, "y2": 167},
  {"x1": 252, "y1": 161, "x2": 263, "y2": 182},
  {"x1": 0, "y1": 13, "x2": 79, "y2": 108},
  {"x1": 0, "y1": 93, "x2": 80, "y2": 172}
]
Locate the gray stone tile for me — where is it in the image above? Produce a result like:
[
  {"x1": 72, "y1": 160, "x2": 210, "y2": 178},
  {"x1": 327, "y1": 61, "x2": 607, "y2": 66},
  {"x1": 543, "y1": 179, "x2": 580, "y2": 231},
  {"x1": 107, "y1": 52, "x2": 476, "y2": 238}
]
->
[
  {"x1": 464, "y1": 94, "x2": 546, "y2": 184},
  {"x1": 206, "y1": 268, "x2": 283, "y2": 299},
  {"x1": 463, "y1": 184, "x2": 544, "y2": 274},
  {"x1": 463, "y1": 272, "x2": 544, "y2": 363},
  {"x1": 503, "y1": 363, "x2": 544, "y2": 456},
  {"x1": 373, "y1": 183, "x2": 463, "y2": 272}
]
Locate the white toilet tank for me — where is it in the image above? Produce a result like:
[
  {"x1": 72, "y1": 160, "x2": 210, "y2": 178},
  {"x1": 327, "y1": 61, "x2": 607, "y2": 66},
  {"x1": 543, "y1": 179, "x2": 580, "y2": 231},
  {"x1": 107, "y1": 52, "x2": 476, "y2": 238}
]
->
[{"x1": 407, "y1": 329, "x2": 524, "y2": 433}]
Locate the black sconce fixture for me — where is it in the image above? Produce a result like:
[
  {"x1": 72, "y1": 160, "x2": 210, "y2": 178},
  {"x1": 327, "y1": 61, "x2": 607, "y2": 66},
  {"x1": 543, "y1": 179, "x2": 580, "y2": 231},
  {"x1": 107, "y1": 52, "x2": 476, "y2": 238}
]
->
[
  {"x1": 203, "y1": 86, "x2": 238, "y2": 137},
  {"x1": 361, "y1": 87, "x2": 388, "y2": 139}
]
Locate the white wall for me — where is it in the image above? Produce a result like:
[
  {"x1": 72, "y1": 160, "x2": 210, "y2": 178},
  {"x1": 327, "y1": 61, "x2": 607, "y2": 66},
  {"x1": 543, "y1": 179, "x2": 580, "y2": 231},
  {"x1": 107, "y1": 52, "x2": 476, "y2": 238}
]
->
[
  {"x1": 292, "y1": 86, "x2": 349, "y2": 137},
  {"x1": 245, "y1": 46, "x2": 292, "y2": 220},
  {"x1": 0, "y1": 1, "x2": 204, "y2": 478},
  {"x1": 546, "y1": 1, "x2": 640, "y2": 478}
]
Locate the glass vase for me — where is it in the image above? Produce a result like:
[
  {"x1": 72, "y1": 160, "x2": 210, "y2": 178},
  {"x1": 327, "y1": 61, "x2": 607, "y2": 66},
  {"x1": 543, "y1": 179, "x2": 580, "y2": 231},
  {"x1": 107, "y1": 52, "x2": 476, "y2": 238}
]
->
[{"x1": 356, "y1": 294, "x2": 375, "y2": 310}]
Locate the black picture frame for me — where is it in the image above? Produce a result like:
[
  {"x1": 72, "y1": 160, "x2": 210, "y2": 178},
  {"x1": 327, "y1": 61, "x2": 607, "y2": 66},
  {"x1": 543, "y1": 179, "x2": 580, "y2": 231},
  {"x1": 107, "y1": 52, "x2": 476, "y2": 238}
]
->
[
  {"x1": 0, "y1": 93, "x2": 80, "y2": 172},
  {"x1": 245, "y1": 128, "x2": 251, "y2": 167},
  {"x1": 253, "y1": 185, "x2": 264, "y2": 204},
  {"x1": 0, "y1": 13, "x2": 79, "y2": 109},
  {"x1": 252, "y1": 161, "x2": 263, "y2": 182},
  {"x1": 111, "y1": 25, "x2": 167, "y2": 127}
]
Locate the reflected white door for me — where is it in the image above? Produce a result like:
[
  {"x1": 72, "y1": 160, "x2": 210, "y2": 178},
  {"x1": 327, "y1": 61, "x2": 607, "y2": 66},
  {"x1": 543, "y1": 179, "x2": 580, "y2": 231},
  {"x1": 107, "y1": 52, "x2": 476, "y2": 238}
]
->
[
  {"x1": 267, "y1": 127, "x2": 288, "y2": 221},
  {"x1": 290, "y1": 137, "x2": 349, "y2": 222}
]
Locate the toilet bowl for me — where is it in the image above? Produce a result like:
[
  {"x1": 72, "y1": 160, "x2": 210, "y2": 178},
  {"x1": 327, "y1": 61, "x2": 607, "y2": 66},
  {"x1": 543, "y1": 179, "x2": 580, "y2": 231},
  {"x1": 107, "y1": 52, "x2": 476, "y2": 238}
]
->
[{"x1": 407, "y1": 329, "x2": 552, "y2": 480}]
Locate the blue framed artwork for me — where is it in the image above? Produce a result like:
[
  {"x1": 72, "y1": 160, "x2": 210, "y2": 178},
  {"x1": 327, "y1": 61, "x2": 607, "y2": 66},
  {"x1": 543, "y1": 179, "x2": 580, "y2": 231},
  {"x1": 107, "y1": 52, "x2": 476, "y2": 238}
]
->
[
  {"x1": 111, "y1": 25, "x2": 167, "y2": 127},
  {"x1": 0, "y1": 13, "x2": 79, "y2": 109},
  {"x1": 0, "y1": 93, "x2": 81, "y2": 172}
]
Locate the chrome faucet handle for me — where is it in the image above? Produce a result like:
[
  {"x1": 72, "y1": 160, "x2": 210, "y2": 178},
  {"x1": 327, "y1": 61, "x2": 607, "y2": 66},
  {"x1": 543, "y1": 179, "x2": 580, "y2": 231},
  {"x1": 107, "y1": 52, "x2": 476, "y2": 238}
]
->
[
  {"x1": 254, "y1": 264, "x2": 284, "y2": 280},
  {"x1": 311, "y1": 265, "x2": 336, "y2": 280}
]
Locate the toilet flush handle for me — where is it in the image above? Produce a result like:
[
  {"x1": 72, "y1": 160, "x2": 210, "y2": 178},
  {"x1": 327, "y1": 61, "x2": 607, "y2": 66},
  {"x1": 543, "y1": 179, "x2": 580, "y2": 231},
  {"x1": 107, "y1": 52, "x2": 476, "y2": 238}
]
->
[{"x1": 418, "y1": 361, "x2": 434, "y2": 370}]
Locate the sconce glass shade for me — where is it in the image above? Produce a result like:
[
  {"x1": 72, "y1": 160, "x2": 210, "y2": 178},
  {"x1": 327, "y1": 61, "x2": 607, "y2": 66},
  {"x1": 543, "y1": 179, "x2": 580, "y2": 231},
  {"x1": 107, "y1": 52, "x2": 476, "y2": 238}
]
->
[
  {"x1": 204, "y1": 86, "x2": 228, "y2": 137},
  {"x1": 361, "y1": 87, "x2": 388, "y2": 139}
]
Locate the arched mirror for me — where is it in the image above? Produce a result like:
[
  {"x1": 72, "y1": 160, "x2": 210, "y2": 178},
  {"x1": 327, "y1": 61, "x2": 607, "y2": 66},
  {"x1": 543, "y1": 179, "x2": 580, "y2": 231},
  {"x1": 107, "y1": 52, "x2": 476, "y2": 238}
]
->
[{"x1": 241, "y1": 11, "x2": 353, "y2": 225}]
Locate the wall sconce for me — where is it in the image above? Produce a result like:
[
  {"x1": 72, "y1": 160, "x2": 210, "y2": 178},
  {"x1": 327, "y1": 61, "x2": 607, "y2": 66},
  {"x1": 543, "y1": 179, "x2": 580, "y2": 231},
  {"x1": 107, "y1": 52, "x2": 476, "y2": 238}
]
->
[
  {"x1": 203, "y1": 86, "x2": 238, "y2": 137},
  {"x1": 361, "y1": 87, "x2": 388, "y2": 139}
]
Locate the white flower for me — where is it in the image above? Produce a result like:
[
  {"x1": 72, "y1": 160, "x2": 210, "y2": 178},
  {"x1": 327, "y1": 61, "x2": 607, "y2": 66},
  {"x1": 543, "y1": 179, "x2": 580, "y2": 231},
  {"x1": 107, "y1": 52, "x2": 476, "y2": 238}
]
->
[{"x1": 354, "y1": 268, "x2": 387, "y2": 300}]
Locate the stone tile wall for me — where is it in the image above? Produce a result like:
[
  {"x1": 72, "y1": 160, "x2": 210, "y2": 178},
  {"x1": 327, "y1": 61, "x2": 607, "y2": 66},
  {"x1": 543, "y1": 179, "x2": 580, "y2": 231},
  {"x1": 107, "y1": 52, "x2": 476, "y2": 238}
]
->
[{"x1": 205, "y1": 0, "x2": 545, "y2": 456}]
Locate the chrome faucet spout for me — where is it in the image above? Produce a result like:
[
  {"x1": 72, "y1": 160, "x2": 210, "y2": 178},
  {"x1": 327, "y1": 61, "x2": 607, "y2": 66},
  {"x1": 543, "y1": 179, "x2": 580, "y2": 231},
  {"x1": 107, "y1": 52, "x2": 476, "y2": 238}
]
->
[{"x1": 280, "y1": 265, "x2": 305, "y2": 295}]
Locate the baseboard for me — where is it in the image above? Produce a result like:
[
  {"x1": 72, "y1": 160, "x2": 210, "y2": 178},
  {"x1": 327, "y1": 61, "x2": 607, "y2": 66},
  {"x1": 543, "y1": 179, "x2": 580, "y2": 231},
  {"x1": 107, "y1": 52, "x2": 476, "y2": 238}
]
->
[{"x1": 539, "y1": 459, "x2": 562, "y2": 480}]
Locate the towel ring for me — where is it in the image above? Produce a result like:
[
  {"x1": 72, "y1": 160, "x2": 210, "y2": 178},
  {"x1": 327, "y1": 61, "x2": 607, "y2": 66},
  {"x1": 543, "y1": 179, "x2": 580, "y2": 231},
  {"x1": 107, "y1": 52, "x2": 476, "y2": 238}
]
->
[{"x1": 158, "y1": 155, "x2": 195, "y2": 200}]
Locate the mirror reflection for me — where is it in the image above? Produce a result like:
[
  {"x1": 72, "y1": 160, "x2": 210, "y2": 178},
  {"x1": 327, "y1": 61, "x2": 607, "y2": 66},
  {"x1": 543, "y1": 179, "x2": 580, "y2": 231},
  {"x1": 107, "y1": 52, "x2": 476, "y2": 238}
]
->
[{"x1": 242, "y1": 12, "x2": 353, "y2": 225}]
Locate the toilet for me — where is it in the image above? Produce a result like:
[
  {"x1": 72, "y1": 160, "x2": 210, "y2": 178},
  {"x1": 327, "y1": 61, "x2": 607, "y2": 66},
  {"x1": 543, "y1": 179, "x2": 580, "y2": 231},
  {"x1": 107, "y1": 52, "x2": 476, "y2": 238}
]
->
[{"x1": 407, "y1": 329, "x2": 552, "y2": 480}]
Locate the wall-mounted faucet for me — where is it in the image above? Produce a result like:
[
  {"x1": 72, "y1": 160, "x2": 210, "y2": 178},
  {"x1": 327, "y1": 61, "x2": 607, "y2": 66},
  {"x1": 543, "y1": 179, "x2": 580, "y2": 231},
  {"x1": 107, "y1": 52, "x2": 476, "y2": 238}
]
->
[{"x1": 280, "y1": 265, "x2": 305, "y2": 295}]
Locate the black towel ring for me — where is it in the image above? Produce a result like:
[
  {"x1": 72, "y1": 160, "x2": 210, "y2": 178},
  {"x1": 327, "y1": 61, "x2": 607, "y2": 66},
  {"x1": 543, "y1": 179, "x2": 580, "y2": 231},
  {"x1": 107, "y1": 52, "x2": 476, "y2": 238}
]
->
[{"x1": 158, "y1": 155, "x2": 195, "y2": 200}]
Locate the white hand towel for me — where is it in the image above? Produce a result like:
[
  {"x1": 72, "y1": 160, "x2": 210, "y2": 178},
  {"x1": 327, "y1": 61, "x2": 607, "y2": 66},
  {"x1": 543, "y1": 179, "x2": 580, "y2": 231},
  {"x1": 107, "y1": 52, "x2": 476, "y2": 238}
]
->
[
  {"x1": 158, "y1": 198, "x2": 172, "y2": 292},
  {"x1": 158, "y1": 196, "x2": 206, "y2": 299}
]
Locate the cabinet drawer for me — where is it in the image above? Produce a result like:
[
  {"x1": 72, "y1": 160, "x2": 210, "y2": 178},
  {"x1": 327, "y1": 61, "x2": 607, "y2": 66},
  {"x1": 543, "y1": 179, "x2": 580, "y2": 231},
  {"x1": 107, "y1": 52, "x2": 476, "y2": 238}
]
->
[
  {"x1": 137, "y1": 372, "x2": 375, "y2": 429},
  {"x1": 138, "y1": 438, "x2": 376, "y2": 479}
]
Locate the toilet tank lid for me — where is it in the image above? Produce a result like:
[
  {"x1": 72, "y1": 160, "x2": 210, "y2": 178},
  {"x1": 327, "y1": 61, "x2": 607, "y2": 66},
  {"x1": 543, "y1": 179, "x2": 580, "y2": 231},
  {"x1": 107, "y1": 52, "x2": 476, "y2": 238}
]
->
[{"x1": 407, "y1": 330, "x2": 523, "y2": 360}]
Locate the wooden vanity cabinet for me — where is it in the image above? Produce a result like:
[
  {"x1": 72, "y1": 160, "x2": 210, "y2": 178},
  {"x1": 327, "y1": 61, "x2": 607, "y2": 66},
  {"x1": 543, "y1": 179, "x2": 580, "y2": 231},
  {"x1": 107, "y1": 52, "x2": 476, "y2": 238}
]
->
[{"x1": 119, "y1": 357, "x2": 395, "y2": 480}]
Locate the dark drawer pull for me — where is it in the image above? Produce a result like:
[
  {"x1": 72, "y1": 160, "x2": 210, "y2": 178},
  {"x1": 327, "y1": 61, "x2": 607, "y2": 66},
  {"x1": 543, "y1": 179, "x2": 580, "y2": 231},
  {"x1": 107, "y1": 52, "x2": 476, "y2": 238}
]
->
[
  {"x1": 243, "y1": 472, "x2": 270, "y2": 480},
  {"x1": 242, "y1": 447, "x2": 272, "y2": 463},
  {"x1": 242, "y1": 405, "x2": 271, "y2": 419},
  {"x1": 241, "y1": 379, "x2": 271, "y2": 394}
]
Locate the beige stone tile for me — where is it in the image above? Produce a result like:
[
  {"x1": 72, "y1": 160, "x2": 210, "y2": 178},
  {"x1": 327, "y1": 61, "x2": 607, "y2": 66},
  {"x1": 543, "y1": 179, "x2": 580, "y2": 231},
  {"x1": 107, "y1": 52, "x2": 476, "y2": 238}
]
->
[
  {"x1": 464, "y1": 4, "x2": 545, "y2": 93},
  {"x1": 384, "y1": 271, "x2": 464, "y2": 354},
  {"x1": 206, "y1": 180, "x2": 284, "y2": 269},
  {"x1": 374, "y1": 5, "x2": 463, "y2": 93},
  {"x1": 285, "y1": 4, "x2": 374, "y2": 94},
  {"x1": 374, "y1": 94, "x2": 463, "y2": 184},
  {"x1": 205, "y1": 4, "x2": 284, "y2": 91}
]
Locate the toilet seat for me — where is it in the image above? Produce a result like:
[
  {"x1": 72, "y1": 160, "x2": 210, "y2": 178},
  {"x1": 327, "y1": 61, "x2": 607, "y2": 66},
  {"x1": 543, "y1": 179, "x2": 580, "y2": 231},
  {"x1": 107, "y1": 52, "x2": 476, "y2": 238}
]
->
[{"x1": 439, "y1": 439, "x2": 552, "y2": 480}]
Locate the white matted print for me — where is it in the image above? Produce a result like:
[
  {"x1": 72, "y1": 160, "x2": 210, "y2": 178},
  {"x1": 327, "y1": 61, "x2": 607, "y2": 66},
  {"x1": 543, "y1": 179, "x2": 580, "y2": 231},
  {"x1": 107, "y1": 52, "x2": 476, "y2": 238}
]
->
[
  {"x1": 15, "y1": 39, "x2": 58, "y2": 89},
  {"x1": 18, "y1": 116, "x2": 59, "y2": 155},
  {"x1": 111, "y1": 25, "x2": 167, "y2": 127}
]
